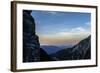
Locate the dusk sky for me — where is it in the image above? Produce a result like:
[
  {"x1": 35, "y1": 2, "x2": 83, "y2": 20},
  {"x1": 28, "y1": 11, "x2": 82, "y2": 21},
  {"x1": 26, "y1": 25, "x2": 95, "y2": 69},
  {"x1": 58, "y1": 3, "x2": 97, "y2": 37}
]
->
[{"x1": 31, "y1": 10, "x2": 91, "y2": 46}]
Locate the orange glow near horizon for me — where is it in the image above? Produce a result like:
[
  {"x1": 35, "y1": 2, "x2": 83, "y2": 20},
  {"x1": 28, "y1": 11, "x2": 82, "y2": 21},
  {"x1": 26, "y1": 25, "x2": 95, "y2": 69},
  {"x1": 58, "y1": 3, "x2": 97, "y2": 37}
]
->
[{"x1": 37, "y1": 32, "x2": 90, "y2": 46}]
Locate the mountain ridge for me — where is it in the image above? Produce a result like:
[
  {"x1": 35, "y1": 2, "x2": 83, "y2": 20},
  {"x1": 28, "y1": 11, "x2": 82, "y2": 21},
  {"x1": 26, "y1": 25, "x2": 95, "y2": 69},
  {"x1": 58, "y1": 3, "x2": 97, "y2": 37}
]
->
[
  {"x1": 41, "y1": 45, "x2": 72, "y2": 55},
  {"x1": 51, "y1": 35, "x2": 91, "y2": 60}
]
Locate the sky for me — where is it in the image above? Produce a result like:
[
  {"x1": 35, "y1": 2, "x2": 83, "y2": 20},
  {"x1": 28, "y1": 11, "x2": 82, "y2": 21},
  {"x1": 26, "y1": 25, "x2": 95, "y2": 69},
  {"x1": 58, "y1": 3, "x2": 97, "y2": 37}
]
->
[{"x1": 31, "y1": 10, "x2": 91, "y2": 46}]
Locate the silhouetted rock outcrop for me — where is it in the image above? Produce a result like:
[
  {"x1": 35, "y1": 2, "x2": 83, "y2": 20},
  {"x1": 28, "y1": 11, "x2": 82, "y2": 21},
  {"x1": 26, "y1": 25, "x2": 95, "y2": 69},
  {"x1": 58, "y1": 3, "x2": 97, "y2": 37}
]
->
[
  {"x1": 23, "y1": 10, "x2": 40, "y2": 62},
  {"x1": 23, "y1": 10, "x2": 54, "y2": 62},
  {"x1": 53, "y1": 35, "x2": 91, "y2": 60}
]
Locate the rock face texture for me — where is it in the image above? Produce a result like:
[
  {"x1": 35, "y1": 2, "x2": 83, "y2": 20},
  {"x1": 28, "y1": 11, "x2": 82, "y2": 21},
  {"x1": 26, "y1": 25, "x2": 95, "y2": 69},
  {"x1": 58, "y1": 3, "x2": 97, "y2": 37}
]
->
[
  {"x1": 23, "y1": 10, "x2": 54, "y2": 62},
  {"x1": 23, "y1": 10, "x2": 40, "y2": 62},
  {"x1": 53, "y1": 35, "x2": 91, "y2": 60},
  {"x1": 71, "y1": 35, "x2": 91, "y2": 59}
]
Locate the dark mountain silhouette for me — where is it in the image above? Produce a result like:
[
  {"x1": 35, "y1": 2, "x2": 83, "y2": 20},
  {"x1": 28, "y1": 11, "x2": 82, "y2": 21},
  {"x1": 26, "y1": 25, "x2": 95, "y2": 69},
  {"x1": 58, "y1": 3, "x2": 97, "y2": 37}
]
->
[
  {"x1": 23, "y1": 10, "x2": 54, "y2": 62},
  {"x1": 41, "y1": 45, "x2": 73, "y2": 55},
  {"x1": 41, "y1": 46, "x2": 61, "y2": 55},
  {"x1": 52, "y1": 35, "x2": 91, "y2": 60},
  {"x1": 40, "y1": 48, "x2": 55, "y2": 61},
  {"x1": 41, "y1": 45, "x2": 71, "y2": 55},
  {"x1": 23, "y1": 10, "x2": 40, "y2": 62}
]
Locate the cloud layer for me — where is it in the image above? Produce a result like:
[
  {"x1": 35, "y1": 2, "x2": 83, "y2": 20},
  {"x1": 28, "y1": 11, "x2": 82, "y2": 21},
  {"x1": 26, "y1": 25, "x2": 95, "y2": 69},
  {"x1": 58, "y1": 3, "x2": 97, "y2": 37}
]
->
[{"x1": 38, "y1": 27, "x2": 90, "y2": 46}]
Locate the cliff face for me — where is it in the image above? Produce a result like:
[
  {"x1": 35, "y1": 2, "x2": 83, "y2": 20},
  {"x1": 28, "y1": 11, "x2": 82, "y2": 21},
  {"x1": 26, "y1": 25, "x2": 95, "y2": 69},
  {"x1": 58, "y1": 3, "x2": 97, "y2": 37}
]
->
[
  {"x1": 23, "y1": 10, "x2": 54, "y2": 62},
  {"x1": 53, "y1": 36, "x2": 91, "y2": 60},
  {"x1": 23, "y1": 10, "x2": 40, "y2": 62},
  {"x1": 71, "y1": 35, "x2": 91, "y2": 59}
]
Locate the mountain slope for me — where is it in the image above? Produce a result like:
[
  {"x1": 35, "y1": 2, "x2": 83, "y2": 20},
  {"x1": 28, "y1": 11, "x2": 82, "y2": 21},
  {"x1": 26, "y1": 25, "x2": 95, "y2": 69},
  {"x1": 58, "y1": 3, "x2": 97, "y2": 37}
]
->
[{"x1": 53, "y1": 35, "x2": 91, "y2": 60}]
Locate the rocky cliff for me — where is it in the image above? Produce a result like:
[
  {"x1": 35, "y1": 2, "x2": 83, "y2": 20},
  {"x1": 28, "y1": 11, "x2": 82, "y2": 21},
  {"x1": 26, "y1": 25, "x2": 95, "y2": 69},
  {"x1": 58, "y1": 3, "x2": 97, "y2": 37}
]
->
[
  {"x1": 53, "y1": 35, "x2": 91, "y2": 60},
  {"x1": 23, "y1": 10, "x2": 54, "y2": 62},
  {"x1": 23, "y1": 10, "x2": 40, "y2": 62}
]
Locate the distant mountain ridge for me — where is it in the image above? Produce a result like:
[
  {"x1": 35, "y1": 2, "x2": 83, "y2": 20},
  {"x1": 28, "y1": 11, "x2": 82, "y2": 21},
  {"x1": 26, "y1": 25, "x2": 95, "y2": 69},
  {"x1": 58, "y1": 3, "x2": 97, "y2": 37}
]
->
[{"x1": 41, "y1": 45, "x2": 72, "y2": 55}]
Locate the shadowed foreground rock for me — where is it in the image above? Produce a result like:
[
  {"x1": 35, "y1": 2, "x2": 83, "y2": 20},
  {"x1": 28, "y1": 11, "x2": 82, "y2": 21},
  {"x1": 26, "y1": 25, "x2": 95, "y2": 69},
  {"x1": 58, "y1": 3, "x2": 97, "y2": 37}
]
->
[
  {"x1": 40, "y1": 48, "x2": 55, "y2": 61},
  {"x1": 23, "y1": 10, "x2": 40, "y2": 62},
  {"x1": 23, "y1": 10, "x2": 54, "y2": 62}
]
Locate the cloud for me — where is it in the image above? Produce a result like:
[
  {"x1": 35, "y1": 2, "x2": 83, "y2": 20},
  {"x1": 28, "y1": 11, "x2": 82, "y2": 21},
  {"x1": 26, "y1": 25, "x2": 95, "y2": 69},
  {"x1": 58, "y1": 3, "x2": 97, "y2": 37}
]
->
[
  {"x1": 71, "y1": 27, "x2": 86, "y2": 32},
  {"x1": 38, "y1": 26, "x2": 90, "y2": 45},
  {"x1": 85, "y1": 22, "x2": 91, "y2": 26},
  {"x1": 56, "y1": 31, "x2": 90, "y2": 38},
  {"x1": 46, "y1": 11, "x2": 58, "y2": 15},
  {"x1": 39, "y1": 31, "x2": 90, "y2": 45},
  {"x1": 38, "y1": 26, "x2": 90, "y2": 40}
]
